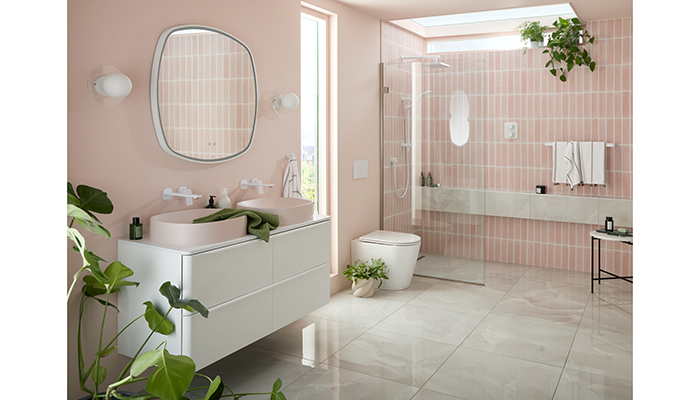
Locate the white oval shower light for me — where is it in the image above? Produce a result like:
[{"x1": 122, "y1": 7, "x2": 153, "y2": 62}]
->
[{"x1": 449, "y1": 89, "x2": 470, "y2": 146}]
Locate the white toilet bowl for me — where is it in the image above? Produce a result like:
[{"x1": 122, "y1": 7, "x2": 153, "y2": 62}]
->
[{"x1": 350, "y1": 230, "x2": 421, "y2": 291}]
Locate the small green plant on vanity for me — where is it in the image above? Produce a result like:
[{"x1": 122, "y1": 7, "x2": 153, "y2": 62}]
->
[
  {"x1": 517, "y1": 17, "x2": 596, "y2": 82},
  {"x1": 515, "y1": 21, "x2": 548, "y2": 54},
  {"x1": 68, "y1": 183, "x2": 286, "y2": 400},
  {"x1": 343, "y1": 258, "x2": 389, "y2": 288}
]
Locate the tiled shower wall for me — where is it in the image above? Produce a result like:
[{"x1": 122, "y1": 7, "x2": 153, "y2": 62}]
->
[
  {"x1": 159, "y1": 32, "x2": 256, "y2": 160},
  {"x1": 381, "y1": 18, "x2": 633, "y2": 276}
]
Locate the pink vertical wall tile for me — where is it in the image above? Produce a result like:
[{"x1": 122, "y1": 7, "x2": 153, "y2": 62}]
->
[{"x1": 381, "y1": 18, "x2": 632, "y2": 274}]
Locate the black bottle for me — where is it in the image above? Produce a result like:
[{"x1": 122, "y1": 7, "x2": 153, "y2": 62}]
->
[
  {"x1": 605, "y1": 216, "x2": 614, "y2": 232},
  {"x1": 205, "y1": 195, "x2": 217, "y2": 208},
  {"x1": 129, "y1": 217, "x2": 143, "y2": 240},
  {"x1": 420, "y1": 172, "x2": 425, "y2": 186}
]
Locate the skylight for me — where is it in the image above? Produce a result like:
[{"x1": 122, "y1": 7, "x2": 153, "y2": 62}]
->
[{"x1": 390, "y1": 3, "x2": 578, "y2": 39}]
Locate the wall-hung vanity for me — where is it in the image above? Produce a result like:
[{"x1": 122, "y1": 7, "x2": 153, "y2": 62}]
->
[{"x1": 117, "y1": 216, "x2": 330, "y2": 369}]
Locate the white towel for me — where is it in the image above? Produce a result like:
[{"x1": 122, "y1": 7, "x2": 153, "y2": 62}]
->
[
  {"x1": 591, "y1": 142, "x2": 606, "y2": 185},
  {"x1": 552, "y1": 142, "x2": 569, "y2": 184},
  {"x1": 564, "y1": 141, "x2": 583, "y2": 188},
  {"x1": 579, "y1": 142, "x2": 606, "y2": 185},
  {"x1": 283, "y1": 157, "x2": 303, "y2": 198}
]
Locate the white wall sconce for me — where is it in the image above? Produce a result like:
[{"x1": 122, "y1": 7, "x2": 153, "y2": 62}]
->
[
  {"x1": 87, "y1": 65, "x2": 132, "y2": 107},
  {"x1": 272, "y1": 88, "x2": 300, "y2": 116}
]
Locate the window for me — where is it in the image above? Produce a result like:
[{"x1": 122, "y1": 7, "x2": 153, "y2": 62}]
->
[{"x1": 301, "y1": 10, "x2": 328, "y2": 215}]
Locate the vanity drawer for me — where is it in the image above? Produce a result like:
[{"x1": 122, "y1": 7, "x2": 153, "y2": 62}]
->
[
  {"x1": 182, "y1": 287, "x2": 273, "y2": 368},
  {"x1": 183, "y1": 239, "x2": 273, "y2": 308},
  {"x1": 272, "y1": 263, "x2": 330, "y2": 331},
  {"x1": 272, "y1": 221, "x2": 330, "y2": 282}
]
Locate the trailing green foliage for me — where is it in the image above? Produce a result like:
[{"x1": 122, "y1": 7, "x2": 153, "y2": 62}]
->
[
  {"x1": 542, "y1": 17, "x2": 596, "y2": 82},
  {"x1": 69, "y1": 182, "x2": 286, "y2": 399},
  {"x1": 515, "y1": 21, "x2": 548, "y2": 54},
  {"x1": 344, "y1": 258, "x2": 390, "y2": 288}
]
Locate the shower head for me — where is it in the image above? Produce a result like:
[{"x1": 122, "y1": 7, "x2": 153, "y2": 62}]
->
[
  {"x1": 422, "y1": 61, "x2": 451, "y2": 69},
  {"x1": 421, "y1": 90, "x2": 432, "y2": 97}
]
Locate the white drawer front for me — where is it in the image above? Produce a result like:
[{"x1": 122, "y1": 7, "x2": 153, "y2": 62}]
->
[
  {"x1": 272, "y1": 263, "x2": 330, "y2": 331},
  {"x1": 272, "y1": 221, "x2": 331, "y2": 282},
  {"x1": 182, "y1": 288, "x2": 273, "y2": 368},
  {"x1": 183, "y1": 239, "x2": 273, "y2": 308}
]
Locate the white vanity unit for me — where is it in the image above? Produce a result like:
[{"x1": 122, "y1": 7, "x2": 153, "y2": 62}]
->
[{"x1": 116, "y1": 215, "x2": 330, "y2": 369}]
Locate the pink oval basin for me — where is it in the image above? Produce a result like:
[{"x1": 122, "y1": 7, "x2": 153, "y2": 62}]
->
[
  {"x1": 236, "y1": 197, "x2": 313, "y2": 226},
  {"x1": 150, "y1": 209, "x2": 247, "y2": 246}
]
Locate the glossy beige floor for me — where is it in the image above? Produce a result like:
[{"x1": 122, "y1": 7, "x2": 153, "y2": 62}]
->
[{"x1": 192, "y1": 261, "x2": 633, "y2": 400}]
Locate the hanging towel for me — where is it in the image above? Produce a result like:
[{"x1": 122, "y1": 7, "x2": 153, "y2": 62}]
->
[
  {"x1": 564, "y1": 141, "x2": 583, "y2": 188},
  {"x1": 552, "y1": 142, "x2": 569, "y2": 184},
  {"x1": 283, "y1": 156, "x2": 303, "y2": 198},
  {"x1": 579, "y1": 142, "x2": 593, "y2": 184},
  {"x1": 591, "y1": 142, "x2": 606, "y2": 185},
  {"x1": 193, "y1": 208, "x2": 280, "y2": 242}
]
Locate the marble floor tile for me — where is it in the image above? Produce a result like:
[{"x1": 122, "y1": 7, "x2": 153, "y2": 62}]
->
[
  {"x1": 554, "y1": 368, "x2": 633, "y2": 400},
  {"x1": 462, "y1": 313, "x2": 579, "y2": 367},
  {"x1": 280, "y1": 363, "x2": 418, "y2": 400},
  {"x1": 565, "y1": 327, "x2": 633, "y2": 382},
  {"x1": 411, "y1": 388, "x2": 467, "y2": 400},
  {"x1": 489, "y1": 277, "x2": 589, "y2": 324},
  {"x1": 309, "y1": 290, "x2": 406, "y2": 329},
  {"x1": 252, "y1": 315, "x2": 366, "y2": 363},
  {"x1": 409, "y1": 279, "x2": 510, "y2": 316},
  {"x1": 191, "y1": 346, "x2": 316, "y2": 396},
  {"x1": 579, "y1": 301, "x2": 633, "y2": 334},
  {"x1": 372, "y1": 276, "x2": 438, "y2": 303},
  {"x1": 373, "y1": 303, "x2": 483, "y2": 345},
  {"x1": 325, "y1": 327, "x2": 457, "y2": 387},
  {"x1": 424, "y1": 347, "x2": 562, "y2": 400}
]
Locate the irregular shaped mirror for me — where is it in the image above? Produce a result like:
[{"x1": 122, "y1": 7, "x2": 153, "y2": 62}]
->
[{"x1": 151, "y1": 25, "x2": 258, "y2": 163}]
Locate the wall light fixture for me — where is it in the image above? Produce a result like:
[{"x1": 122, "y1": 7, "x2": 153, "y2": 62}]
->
[
  {"x1": 88, "y1": 65, "x2": 132, "y2": 107},
  {"x1": 272, "y1": 88, "x2": 300, "y2": 116}
]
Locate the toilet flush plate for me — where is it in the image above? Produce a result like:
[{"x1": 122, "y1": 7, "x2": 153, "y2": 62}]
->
[{"x1": 353, "y1": 160, "x2": 368, "y2": 179}]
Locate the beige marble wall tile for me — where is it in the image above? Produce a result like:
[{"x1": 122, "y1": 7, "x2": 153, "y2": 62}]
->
[{"x1": 599, "y1": 198, "x2": 633, "y2": 227}]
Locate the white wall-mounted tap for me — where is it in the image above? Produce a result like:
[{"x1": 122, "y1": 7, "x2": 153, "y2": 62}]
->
[
  {"x1": 240, "y1": 178, "x2": 275, "y2": 194},
  {"x1": 163, "y1": 186, "x2": 202, "y2": 206}
]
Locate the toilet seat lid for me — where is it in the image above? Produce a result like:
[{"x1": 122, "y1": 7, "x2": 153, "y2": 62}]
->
[{"x1": 359, "y1": 230, "x2": 421, "y2": 246}]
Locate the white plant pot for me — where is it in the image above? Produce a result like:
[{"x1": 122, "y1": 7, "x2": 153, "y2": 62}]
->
[
  {"x1": 530, "y1": 40, "x2": 544, "y2": 49},
  {"x1": 351, "y1": 278, "x2": 375, "y2": 298}
]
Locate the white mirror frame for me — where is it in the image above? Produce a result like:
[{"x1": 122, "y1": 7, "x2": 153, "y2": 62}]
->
[{"x1": 150, "y1": 25, "x2": 259, "y2": 164}]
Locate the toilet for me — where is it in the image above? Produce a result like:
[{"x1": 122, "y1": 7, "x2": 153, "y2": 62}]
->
[{"x1": 350, "y1": 230, "x2": 421, "y2": 291}]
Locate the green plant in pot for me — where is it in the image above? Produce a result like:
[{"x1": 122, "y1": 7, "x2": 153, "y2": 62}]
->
[
  {"x1": 542, "y1": 17, "x2": 596, "y2": 82},
  {"x1": 68, "y1": 183, "x2": 287, "y2": 400},
  {"x1": 343, "y1": 258, "x2": 389, "y2": 298},
  {"x1": 515, "y1": 21, "x2": 548, "y2": 54}
]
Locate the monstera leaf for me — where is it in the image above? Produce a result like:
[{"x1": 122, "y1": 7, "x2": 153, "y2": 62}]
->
[
  {"x1": 68, "y1": 182, "x2": 114, "y2": 222},
  {"x1": 159, "y1": 282, "x2": 209, "y2": 318},
  {"x1": 144, "y1": 301, "x2": 174, "y2": 335},
  {"x1": 131, "y1": 347, "x2": 196, "y2": 400}
]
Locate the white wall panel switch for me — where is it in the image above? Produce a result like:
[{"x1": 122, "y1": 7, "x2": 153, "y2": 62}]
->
[
  {"x1": 504, "y1": 122, "x2": 518, "y2": 139},
  {"x1": 353, "y1": 160, "x2": 368, "y2": 179}
]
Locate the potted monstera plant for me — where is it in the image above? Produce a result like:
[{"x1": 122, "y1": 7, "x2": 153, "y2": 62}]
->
[
  {"x1": 542, "y1": 17, "x2": 596, "y2": 82},
  {"x1": 343, "y1": 258, "x2": 389, "y2": 298},
  {"x1": 68, "y1": 183, "x2": 287, "y2": 400}
]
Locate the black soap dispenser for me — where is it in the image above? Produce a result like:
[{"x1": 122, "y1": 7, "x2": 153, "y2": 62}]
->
[
  {"x1": 205, "y1": 195, "x2": 217, "y2": 209},
  {"x1": 129, "y1": 217, "x2": 143, "y2": 240}
]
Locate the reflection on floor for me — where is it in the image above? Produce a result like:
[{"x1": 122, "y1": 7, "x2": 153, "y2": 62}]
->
[
  {"x1": 190, "y1": 261, "x2": 633, "y2": 400},
  {"x1": 414, "y1": 252, "x2": 485, "y2": 284}
]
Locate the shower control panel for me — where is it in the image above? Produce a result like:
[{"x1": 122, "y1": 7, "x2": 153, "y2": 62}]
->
[{"x1": 505, "y1": 122, "x2": 518, "y2": 139}]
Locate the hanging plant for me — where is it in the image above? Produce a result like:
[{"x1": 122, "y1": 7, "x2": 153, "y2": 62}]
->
[
  {"x1": 543, "y1": 17, "x2": 596, "y2": 82},
  {"x1": 515, "y1": 21, "x2": 548, "y2": 54}
]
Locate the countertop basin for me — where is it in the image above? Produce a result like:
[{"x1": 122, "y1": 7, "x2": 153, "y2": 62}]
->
[
  {"x1": 149, "y1": 209, "x2": 247, "y2": 246},
  {"x1": 236, "y1": 197, "x2": 313, "y2": 226}
]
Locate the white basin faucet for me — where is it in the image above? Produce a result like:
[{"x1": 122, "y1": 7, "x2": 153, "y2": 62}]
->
[{"x1": 240, "y1": 178, "x2": 275, "y2": 194}]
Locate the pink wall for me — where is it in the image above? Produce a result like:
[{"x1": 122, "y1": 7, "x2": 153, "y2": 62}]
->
[
  {"x1": 67, "y1": 0, "x2": 379, "y2": 397},
  {"x1": 381, "y1": 18, "x2": 633, "y2": 275}
]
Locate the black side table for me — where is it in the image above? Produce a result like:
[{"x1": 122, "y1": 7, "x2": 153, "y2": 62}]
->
[{"x1": 590, "y1": 230, "x2": 633, "y2": 293}]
